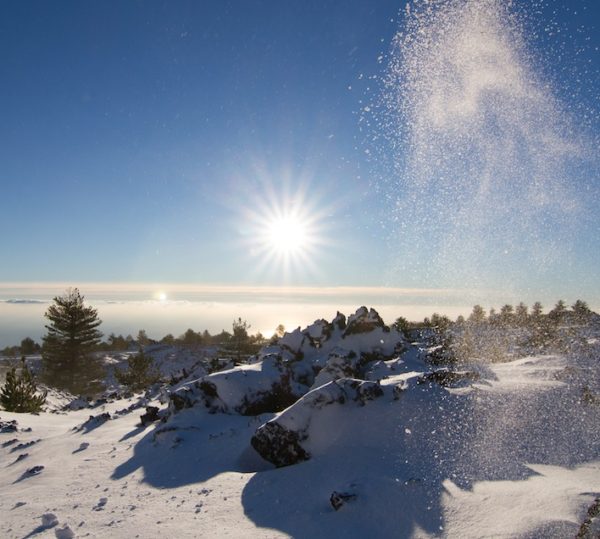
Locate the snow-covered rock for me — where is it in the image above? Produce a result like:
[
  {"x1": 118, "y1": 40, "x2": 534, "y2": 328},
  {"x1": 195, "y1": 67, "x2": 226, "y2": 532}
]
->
[
  {"x1": 343, "y1": 306, "x2": 388, "y2": 336},
  {"x1": 168, "y1": 307, "x2": 407, "y2": 418},
  {"x1": 170, "y1": 355, "x2": 306, "y2": 416},
  {"x1": 251, "y1": 378, "x2": 386, "y2": 467}
]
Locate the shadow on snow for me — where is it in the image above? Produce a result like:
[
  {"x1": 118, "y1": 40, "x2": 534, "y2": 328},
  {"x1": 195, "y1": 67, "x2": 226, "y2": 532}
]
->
[{"x1": 111, "y1": 374, "x2": 597, "y2": 538}]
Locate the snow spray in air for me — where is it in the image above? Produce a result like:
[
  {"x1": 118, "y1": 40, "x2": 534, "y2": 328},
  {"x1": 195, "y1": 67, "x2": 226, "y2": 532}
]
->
[{"x1": 373, "y1": 0, "x2": 598, "y2": 299}]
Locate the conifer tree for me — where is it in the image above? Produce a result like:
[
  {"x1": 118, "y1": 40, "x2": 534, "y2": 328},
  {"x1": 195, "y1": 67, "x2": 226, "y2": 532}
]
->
[
  {"x1": 232, "y1": 318, "x2": 251, "y2": 363},
  {"x1": 515, "y1": 302, "x2": 528, "y2": 326},
  {"x1": 468, "y1": 305, "x2": 486, "y2": 324},
  {"x1": 41, "y1": 288, "x2": 104, "y2": 395},
  {"x1": 548, "y1": 299, "x2": 567, "y2": 324},
  {"x1": 114, "y1": 348, "x2": 160, "y2": 391},
  {"x1": 0, "y1": 357, "x2": 47, "y2": 413}
]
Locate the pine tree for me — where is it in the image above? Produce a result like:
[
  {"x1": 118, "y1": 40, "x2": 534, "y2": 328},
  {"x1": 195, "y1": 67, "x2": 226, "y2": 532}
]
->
[
  {"x1": 468, "y1": 305, "x2": 486, "y2": 324},
  {"x1": 499, "y1": 304, "x2": 515, "y2": 326},
  {"x1": 41, "y1": 288, "x2": 104, "y2": 395},
  {"x1": 0, "y1": 357, "x2": 47, "y2": 413},
  {"x1": 232, "y1": 317, "x2": 251, "y2": 363},
  {"x1": 115, "y1": 348, "x2": 160, "y2": 391},
  {"x1": 572, "y1": 299, "x2": 591, "y2": 323},
  {"x1": 515, "y1": 302, "x2": 528, "y2": 326},
  {"x1": 548, "y1": 299, "x2": 567, "y2": 324}
]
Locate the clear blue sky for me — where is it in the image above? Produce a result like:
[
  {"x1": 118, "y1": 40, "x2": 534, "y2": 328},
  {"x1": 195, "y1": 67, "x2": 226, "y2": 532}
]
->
[{"x1": 1, "y1": 1, "x2": 599, "y2": 310}]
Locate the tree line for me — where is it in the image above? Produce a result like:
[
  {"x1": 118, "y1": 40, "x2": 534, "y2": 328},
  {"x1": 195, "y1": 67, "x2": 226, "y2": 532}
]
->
[
  {"x1": 1, "y1": 288, "x2": 280, "y2": 403},
  {"x1": 392, "y1": 299, "x2": 594, "y2": 335},
  {"x1": 1, "y1": 288, "x2": 595, "y2": 409}
]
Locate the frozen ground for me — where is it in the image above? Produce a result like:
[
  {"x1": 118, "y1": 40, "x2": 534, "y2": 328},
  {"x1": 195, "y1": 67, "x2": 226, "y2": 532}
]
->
[{"x1": 1, "y1": 312, "x2": 598, "y2": 538}]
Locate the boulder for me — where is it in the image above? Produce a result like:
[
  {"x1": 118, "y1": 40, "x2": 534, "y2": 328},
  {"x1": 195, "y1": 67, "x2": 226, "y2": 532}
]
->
[
  {"x1": 251, "y1": 378, "x2": 384, "y2": 467},
  {"x1": 140, "y1": 406, "x2": 161, "y2": 426}
]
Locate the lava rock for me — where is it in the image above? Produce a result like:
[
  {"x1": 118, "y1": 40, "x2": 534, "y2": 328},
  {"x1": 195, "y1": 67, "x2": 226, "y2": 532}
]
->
[
  {"x1": 169, "y1": 357, "x2": 305, "y2": 416},
  {"x1": 75, "y1": 412, "x2": 111, "y2": 432},
  {"x1": 140, "y1": 406, "x2": 160, "y2": 426},
  {"x1": 251, "y1": 379, "x2": 384, "y2": 467},
  {"x1": 343, "y1": 306, "x2": 388, "y2": 337},
  {"x1": 330, "y1": 491, "x2": 357, "y2": 510},
  {"x1": 0, "y1": 419, "x2": 18, "y2": 433},
  {"x1": 251, "y1": 422, "x2": 310, "y2": 468}
]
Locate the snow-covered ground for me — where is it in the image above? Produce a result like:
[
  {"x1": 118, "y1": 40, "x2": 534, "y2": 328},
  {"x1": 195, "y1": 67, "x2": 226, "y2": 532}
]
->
[{"x1": 1, "y1": 308, "x2": 598, "y2": 538}]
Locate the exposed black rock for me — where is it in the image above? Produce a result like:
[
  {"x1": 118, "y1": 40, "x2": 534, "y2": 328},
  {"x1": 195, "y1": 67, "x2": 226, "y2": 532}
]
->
[
  {"x1": 75, "y1": 412, "x2": 111, "y2": 433},
  {"x1": 330, "y1": 491, "x2": 357, "y2": 510},
  {"x1": 251, "y1": 422, "x2": 310, "y2": 468},
  {"x1": 169, "y1": 357, "x2": 306, "y2": 416},
  {"x1": 251, "y1": 379, "x2": 384, "y2": 467},
  {"x1": 343, "y1": 306, "x2": 388, "y2": 337},
  {"x1": 10, "y1": 439, "x2": 40, "y2": 453},
  {"x1": 140, "y1": 406, "x2": 160, "y2": 426},
  {"x1": 15, "y1": 465, "x2": 44, "y2": 482},
  {"x1": 2, "y1": 438, "x2": 19, "y2": 448},
  {"x1": 0, "y1": 419, "x2": 18, "y2": 433}
]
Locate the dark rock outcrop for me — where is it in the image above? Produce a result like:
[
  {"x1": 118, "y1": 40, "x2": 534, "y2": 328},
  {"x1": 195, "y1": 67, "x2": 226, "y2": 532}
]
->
[
  {"x1": 140, "y1": 406, "x2": 160, "y2": 426},
  {"x1": 251, "y1": 378, "x2": 384, "y2": 467},
  {"x1": 250, "y1": 422, "x2": 310, "y2": 468},
  {"x1": 330, "y1": 491, "x2": 357, "y2": 510},
  {"x1": 343, "y1": 306, "x2": 389, "y2": 337},
  {"x1": 169, "y1": 356, "x2": 306, "y2": 416}
]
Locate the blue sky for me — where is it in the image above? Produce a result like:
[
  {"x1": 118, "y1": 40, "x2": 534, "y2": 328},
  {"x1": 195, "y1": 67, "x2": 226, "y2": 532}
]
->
[
  {"x1": 2, "y1": 0, "x2": 403, "y2": 285},
  {"x1": 0, "y1": 1, "x2": 599, "y2": 344}
]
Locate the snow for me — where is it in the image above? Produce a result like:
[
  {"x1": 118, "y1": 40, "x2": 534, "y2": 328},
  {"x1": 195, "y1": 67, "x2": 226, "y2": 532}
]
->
[{"x1": 1, "y1": 308, "x2": 598, "y2": 538}]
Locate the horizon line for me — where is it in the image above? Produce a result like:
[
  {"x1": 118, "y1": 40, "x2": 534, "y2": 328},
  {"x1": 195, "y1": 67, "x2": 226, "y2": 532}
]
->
[{"x1": 0, "y1": 281, "x2": 469, "y2": 299}]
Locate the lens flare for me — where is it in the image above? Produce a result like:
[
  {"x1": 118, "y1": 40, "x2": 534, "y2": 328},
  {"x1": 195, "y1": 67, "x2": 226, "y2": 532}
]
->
[{"x1": 266, "y1": 215, "x2": 308, "y2": 254}]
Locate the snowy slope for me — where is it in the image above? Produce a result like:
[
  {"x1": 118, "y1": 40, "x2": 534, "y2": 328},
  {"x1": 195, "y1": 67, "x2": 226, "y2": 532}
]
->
[{"x1": 1, "y1": 308, "x2": 599, "y2": 538}]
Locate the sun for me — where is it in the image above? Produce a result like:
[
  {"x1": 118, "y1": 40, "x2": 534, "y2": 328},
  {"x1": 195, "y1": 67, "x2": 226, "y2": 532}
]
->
[
  {"x1": 266, "y1": 215, "x2": 308, "y2": 254},
  {"x1": 238, "y1": 169, "x2": 339, "y2": 280}
]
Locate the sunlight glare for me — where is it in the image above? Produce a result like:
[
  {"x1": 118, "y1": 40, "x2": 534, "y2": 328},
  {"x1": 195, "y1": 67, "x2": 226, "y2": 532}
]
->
[{"x1": 267, "y1": 216, "x2": 308, "y2": 254}]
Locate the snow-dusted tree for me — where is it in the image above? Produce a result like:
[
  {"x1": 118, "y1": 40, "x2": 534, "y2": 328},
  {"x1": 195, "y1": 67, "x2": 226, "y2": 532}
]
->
[
  {"x1": 571, "y1": 299, "x2": 591, "y2": 322},
  {"x1": 468, "y1": 305, "x2": 486, "y2": 324},
  {"x1": 115, "y1": 348, "x2": 160, "y2": 392},
  {"x1": 392, "y1": 317, "x2": 410, "y2": 336},
  {"x1": 41, "y1": 288, "x2": 104, "y2": 395},
  {"x1": 0, "y1": 357, "x2": 47, "y2": 413},
  {"x1": 136, "y1": 329, "x2": 150, "y2": 347},
  {"x1": 232, "y1": 317, "x2": 251, "y2": 362},
  {"x1": 499, "y1": 304, "x2": 514, "y2": 325},
  {"x1": 515, "y1": 302, "x2": 528, "y2": 326},
  {"x1": 531, "y1": 301, "x2": 543, "y2": 320},
  {"x1": 548, "y1": 299, "x2": 567, "y2": 324}
]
